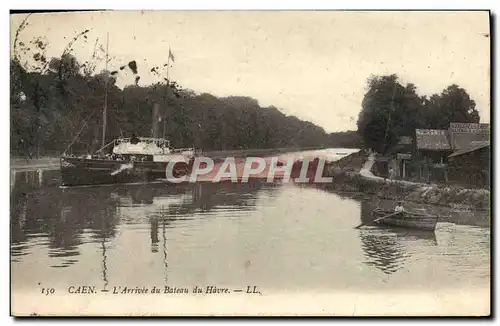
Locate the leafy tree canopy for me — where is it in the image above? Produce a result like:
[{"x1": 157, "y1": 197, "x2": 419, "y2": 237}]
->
[
  {"x1": 11, "y1": 23, "x2": 362, "y2": 157},
  {"x1": 357, "y1": 74, "x2": 480, "y2": 154}
]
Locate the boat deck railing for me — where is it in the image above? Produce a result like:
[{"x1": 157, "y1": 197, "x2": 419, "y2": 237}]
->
[{"x1": 170, "y1": 147, "x2": 195, "y2": 154}]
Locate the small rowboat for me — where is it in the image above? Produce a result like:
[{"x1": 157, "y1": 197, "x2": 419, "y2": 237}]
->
[{"x1": 372, "y1": 208, "x2": 438, "y2": 232}]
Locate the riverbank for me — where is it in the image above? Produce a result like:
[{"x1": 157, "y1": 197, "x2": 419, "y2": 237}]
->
[
  {"x1": 10, "y1": 157, "x2": 60, "y2": 171},
  {"x1": 10, "y1": 147, "x2": 330, "y2": 171},
  {"x1": 202, "y1": 146, "x2": 329, "y2": 162},
  {"x1": 11, "y1": 150, "x2": 490, "y2": 212},
  {"x1": 323, "y1": 151, "x2": 490, "y2": 212}
]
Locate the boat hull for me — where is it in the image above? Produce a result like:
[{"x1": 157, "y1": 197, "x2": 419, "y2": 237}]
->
[
  {"x1": 372, "y1": 208, "x2": 438, "y2": 232},
  {"x1": 60, "y1": 157, "x2": 191, "y2": 186}
]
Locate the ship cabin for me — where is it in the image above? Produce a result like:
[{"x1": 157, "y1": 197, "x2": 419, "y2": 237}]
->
[
  {"x1": 106, "y1": 136, "x2": 195, "y2": 163},
  {"x1": 110, "y1": 136, "x2": 170, "y2": 161}
]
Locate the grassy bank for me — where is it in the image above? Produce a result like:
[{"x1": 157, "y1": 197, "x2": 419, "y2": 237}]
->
[
  {"x1": 10, "y1": 147, "x2": 326, "y2": 171},
  {"x1": 323, "y1": 152, "x2": 490, "y2": 211},
  {"x1": 327, "y1": 149, "x2": 367, "y2": 172},
  {"x1": 201, "y1": 146, "x2": 327, "y2": 161},
  {"x1": 10, "y1": 157, "x2": 60, "y2": 171}
]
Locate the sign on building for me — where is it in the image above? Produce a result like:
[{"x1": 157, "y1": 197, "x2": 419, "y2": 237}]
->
[
  {"x1": 449, "y1": 123, "x2": 490, "y2": 134},
  {"x1": 415, "y1": 129, "x2": 452, "y2": 150},
  {"x1": 397, "y1": 153, "x2": 412, "y2": 160},
  {"x1": 416, "y1": 129, "x2": 447, "y2": 136}
]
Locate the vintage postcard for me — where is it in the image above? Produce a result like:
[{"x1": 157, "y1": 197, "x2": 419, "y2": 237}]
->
[{"x1": 10, "y1": 10, "x2": 491, "y2": 316}]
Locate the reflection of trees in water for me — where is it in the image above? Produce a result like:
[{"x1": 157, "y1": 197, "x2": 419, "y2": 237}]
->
[
  {"x1": 359, "y1": 197, "x2": 407, "y2": 274},
  {"x1": 11, "y1": 179, "x2": 277, "y2": 271},
  {"x1": 101, "y1": 231, "x2": 109, "y2": 292},
  {"x1": 358, "y1": 200, "x2": 437, "y2": 275},
  {"x1": 10, "y1": 183, "x2": 120, "y2": 266},
  {"x1": 10, "y1": 187, "x2": 29, "y2": 246},
  {"x1": 108, "y1": 181, "x2": 275, "y2": 284},
  {"x1": 359, "y1": 198, "x2": 378, "y2": 225},
  {"x1": 359, "y1": 230, "x2": 408, "y2": 275},
  {"x1": 150, "y1": 216, "x2": 159, "y2": 253},
  {"x1": 126, "y1": 184, "x2": 190, "y2": 206},
  {"x1": 61, "y1": 187, "x2": 119, "y2": 242},
  {"x1": 166, "y1": 181, "x2": 267, "y2": 216},
  {"x1": 110, "y1": 181, "x2": 270, "y2": 222}
]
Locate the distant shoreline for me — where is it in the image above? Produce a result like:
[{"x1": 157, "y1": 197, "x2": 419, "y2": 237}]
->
[
  {"x1": 324, "y1": 151, "x2": 490, "y2": 212},
  {"x1": 10, "y1": 157, "x2": 60, "y2": 171},
  {"x1": 10, "y1": 146, "x2": 359, "y2": 172}
]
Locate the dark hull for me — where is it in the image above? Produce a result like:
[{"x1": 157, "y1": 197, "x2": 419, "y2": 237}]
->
[
  {"x1": 372, "y1": 208, "x2": 438, "y2": 232},
  {"x1": 60, "y1": 157, "x2": 191, "y2": 187}
]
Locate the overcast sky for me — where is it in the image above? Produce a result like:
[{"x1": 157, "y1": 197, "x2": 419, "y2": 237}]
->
[{"x1": 10, "y1": 11, "x2": 490, "y2": 132}]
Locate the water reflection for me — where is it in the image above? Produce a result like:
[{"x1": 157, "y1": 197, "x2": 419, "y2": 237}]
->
[
  {"x1": 150, "y1": 216, "x2": 159, "y2": 253},
  {"x1": 101, "y1": 234, "x2": 109, "y2": 292},
  {"x1": 10, "y1": 173, "x2": 275, "y2": 274},
  {"x1": 359, "y1": 230, "x2": 407, "y2": 274},
  {"x1": 358, "y1": 200, "x2": 437, "y2": 275},
  {"x1": 10, "y1": 170, "x2": 490, "y2": 292},
  {"x1": 160, "y1": 211, "x2": 168, "y2": 283}
]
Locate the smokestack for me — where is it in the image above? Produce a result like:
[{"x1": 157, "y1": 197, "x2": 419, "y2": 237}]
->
[{"x1": 152, "y1": 102, "x2": 161, "y2": 138}]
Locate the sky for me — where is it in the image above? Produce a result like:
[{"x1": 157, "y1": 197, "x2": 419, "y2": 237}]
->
[{"x1": 10, "y1": 11, "x2": 490, "y2": 132}]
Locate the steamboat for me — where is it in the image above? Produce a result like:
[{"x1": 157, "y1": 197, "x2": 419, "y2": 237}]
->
[
  {"x1": 60, "y1": 136, "x2": 195, "y2": 187},
  {"x1": 60, "y1": 35, "x2": 196, "y2": 187}
]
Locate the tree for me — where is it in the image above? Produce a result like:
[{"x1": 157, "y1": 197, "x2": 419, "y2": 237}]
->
[
  {"x1": 11, "y1": 27, "x2": 360, "y2": 156},
  {"x1": 357, "y1": 74, "x2": 422, "y2": 153},
  {"x1": 421, "y1": 84, "x2": 480, "y2": 129},
  {"x1": 357, "y1": 74, "x2": 481, "y2": 154}
]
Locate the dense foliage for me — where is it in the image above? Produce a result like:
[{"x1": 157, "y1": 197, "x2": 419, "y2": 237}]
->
[
  {"x1": 11, "y1": 19, "x2": 364, "y2": 158},
  {"x1": 357, "y1": 74, "x2": 481, "y2": 154},
  {"x1": 10, "y1": 56, "x2": 362, "y2": 157}
]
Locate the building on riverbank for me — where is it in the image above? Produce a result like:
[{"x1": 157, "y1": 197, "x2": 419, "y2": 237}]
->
[
  {"x1": 413, "y1": 129, "x2": 453, "y2": 182},
  {"x1": 448, "y1": 140, "x2": 490, "y2": 187},
  {"x1": 390, "y1": 136, "x2": 414, "y2": 179},
  {"x1": 447, "y1": 123, "x2": 490, "y2": 187},
  {"x1": 448, "y1": 123, "x2": 490, "y2": 150},
  {"x1": 378, "y1": 123, "x2": 490, "y2": 187}
]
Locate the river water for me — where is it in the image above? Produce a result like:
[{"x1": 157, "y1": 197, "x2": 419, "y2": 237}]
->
[{"x1": 10, "y1": 149, "x2": 490, "y2": 313}]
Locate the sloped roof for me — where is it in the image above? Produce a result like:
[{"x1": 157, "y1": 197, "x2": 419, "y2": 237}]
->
[
  {"x1": 450, "y1": 132, "x2": 490, "y2": 150},
  {"x1": 449, "y1": 123, "x2": 490, "y2": 150},
  {"x1": 415, "y1": 129, "x2": 452, "y2": 151},
  {"x1": 470, "y1": 140, "x2": 491, "y2": 146},
  {"x1": 449, "y1": 123, "x2": 490, "y2": 133},
  {"x1": 448, "y1": 141, "x2": 490, "y2": 158}
]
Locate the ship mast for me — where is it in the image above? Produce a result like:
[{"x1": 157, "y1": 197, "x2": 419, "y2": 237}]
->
[
  {"x1": 162, "y1": 47, "x2": 172, "y2": 139},
  {"x1": 101, "y1": 32, "x2": 109, "y2": 149}
]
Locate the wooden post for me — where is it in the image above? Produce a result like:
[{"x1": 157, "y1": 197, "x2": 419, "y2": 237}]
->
[
  {"x1": 38, "y1": 169, "x2": 43, "y2": 187},
  {"x1": 10, "y1": 170, "x2": 16, "y2": 192},
  {"x1": 162, "y1": 47, "x2": 172, "y2": 140}
]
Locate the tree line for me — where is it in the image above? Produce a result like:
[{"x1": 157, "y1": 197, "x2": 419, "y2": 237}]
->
[
  {"x1": 10, "y1": 20, "x2": 361, "y2": 158},
  {"x1": 10, "y1": 18, "x2": 482, "y2": 160},
  {"x1": 356, "y1": 74, "x2": 481, "y2": 154},
  {"x1": 10, "y1": 55, "x2": 362, "y2": 157}
]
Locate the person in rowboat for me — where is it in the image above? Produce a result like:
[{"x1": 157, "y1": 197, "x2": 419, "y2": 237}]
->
[{"x1": 394, "y1": 202, "x2": 404, "y2": 213}]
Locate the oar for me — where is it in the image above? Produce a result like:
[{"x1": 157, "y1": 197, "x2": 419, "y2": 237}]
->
[{"x1": 354, "y1": 211, "x2": 402, "y2": 229}]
